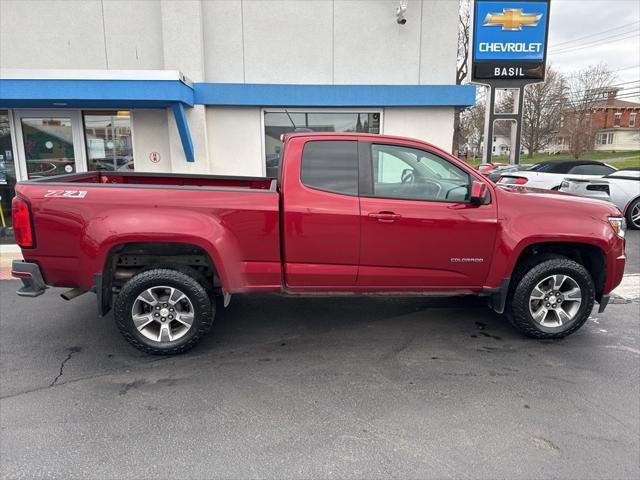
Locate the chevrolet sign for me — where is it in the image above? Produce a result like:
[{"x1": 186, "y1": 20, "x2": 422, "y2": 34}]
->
[{"x1": 472, "y1": 0, "x2": 550, "y2": 81}]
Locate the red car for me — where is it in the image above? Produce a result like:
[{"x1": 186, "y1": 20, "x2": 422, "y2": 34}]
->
[
  {"x1": 12, "y1": 133, "x2": 626, "y2": 354},
  {"x1": 476, "y1": 162, "x2": 509, "y2": 173}
]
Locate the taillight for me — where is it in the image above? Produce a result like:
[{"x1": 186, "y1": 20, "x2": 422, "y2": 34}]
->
[
  {"x1": 498, "y1": 176, "x2": 528, "y2": 185},
  {"x1": 12, "y1": 196, "x2": 34, "y2": 248}
]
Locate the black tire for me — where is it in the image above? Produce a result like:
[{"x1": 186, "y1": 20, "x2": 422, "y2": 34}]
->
[
  {"x1": 625, "y1": 197, "x2": 640, "y2": 230},
  {"x1": 507, "y1": 257, "x2": 595, "y2": 339},
  {"x1": 114, "y1": 268, "x2": 214, "y2": 355}
]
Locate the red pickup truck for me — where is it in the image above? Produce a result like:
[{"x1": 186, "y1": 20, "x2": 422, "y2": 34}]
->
[{"x1": 12, "y1": 133, "x2": 627, "y2": 355}]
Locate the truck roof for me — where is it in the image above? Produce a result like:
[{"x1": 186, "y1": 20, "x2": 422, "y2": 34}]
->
[{"x1": 281, "y1": 131, "x2": 441, "y2": 149}]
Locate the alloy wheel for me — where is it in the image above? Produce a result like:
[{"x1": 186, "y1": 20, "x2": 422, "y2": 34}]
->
[
  {"x1": 529, "y1": 274, "x2": 582, "y2": 328},
  {"x1": 131, "y1": 286, "x2": 195, "y2": 342},
  {"x1": 631, "y1": 202, "x2": 640, "y2": 229}
]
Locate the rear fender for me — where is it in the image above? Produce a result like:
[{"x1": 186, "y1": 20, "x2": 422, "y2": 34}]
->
[{"x1": 85, "y1": 208, "x2": 243, "y2": 291}]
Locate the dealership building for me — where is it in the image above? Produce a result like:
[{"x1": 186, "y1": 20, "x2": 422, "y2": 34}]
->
[{"x1": 0, "y1": 0, "x2": 474, "y2": 242}]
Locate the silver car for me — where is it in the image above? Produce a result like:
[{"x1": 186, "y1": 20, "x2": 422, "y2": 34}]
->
[{"x1": 560, "y1": 169, "x2": 640, "y2": 229}]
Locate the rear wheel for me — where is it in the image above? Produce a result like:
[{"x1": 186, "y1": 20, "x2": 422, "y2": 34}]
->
[
  {"x1": 114, "y1": 268, "x2": 214, "y2": 355},
  {"x1": 507, "y1": 258, "x2": 594, "y2": 339},
  {"x1": 626, "y1": 198, "x2": 640, "y2": 230}
]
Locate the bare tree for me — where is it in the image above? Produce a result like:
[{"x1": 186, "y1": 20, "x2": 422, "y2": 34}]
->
[
  {"x1": 521, "y1": 67, "x2": 565, "y2": 157},
  {"x1": 460, "y1": 94, "x2": 486, "y2": 160},
  {"x1": 452, "y1": 0, "x2": 471, "y2": 155},
  {"x1": 563, "y1": 64, "x2": 616, "y2": 159}
]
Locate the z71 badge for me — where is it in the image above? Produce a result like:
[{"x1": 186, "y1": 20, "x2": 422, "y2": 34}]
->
[{"x1": 44, "y1": 190, "x2": 88, "y2": 199}]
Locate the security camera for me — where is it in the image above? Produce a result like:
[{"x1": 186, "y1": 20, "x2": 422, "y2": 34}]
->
[{"x1": 396, "y1": 1, "x2": 408, "y2": 25}]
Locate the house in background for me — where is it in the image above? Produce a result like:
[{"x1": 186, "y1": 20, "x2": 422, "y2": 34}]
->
[
  {"x1": 490, "y1": 121, "x2": 512, "y2": 157},
  {"x1": 591, "y1": 90, "x2": 640, "y2": 151},
  {"x1": 552, "y1": 89, "x2": 640, "y2": 153}
]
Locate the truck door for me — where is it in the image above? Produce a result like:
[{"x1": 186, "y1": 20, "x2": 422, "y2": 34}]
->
[
  {"x1": 281, "y1": 138, "x2": 360, "y2": 289},
  {"x1": 357, "y1": 141, "x2": 497, "y2": 289}
]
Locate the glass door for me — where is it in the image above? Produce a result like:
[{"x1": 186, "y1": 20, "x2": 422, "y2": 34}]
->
[
  {"x1": 0, "y1": 110, "x2": 17, "y2": 244},
  {"x1": 13, "y1": 110, "x2": 86, "y2": 180}
]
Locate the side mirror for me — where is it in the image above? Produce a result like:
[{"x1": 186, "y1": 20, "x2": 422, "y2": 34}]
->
[{"x1": 470, "y1": 181, "x2": 488, "y2": 205}]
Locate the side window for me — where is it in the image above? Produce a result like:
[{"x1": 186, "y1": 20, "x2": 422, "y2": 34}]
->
[
  {"x1": 568, "y1": 164, "x2": 616, "y2": 175},
  {"x1": 370, "y1": 144, "x2": 471, "y2": 202},
  {"x1": 300, "y1": 140, "x2": 358, "y2": 195}
]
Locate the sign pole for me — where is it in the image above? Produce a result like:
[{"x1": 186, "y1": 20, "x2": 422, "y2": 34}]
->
[{"x1": 482, "y1": 81, "x2": 528, "y2": 164}]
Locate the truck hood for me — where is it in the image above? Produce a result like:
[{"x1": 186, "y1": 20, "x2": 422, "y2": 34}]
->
[{"x1": 497, "y1": 184, "x2": 622, "y2": 215}]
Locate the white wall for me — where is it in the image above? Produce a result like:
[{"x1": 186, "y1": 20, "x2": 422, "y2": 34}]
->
[
  {"x1": 0, "y1": 0, "x2": 107, "y2": 69},
  {"x1": 202, "y1": 0, "x2": 245, "y2": 83},
  {"x1": 131, "y1": 110, "x2": 172, "y2": 173},
  {"x1": 1, "y1": 0, "x2": 458, "y2": 85},
  {"x1": 334, "y1": 0, "x2": 422, "y2": 84},
  {"x1": 383, "y1": 107, "x2": 455, "y2": 152},
  {"x1": 102, "y1": 0, "x2": 164, "y2": 70},
  {"x1": 206, "y1": 108, "x2": 264, "y2": 177},
  {"x1": 242, "y1": 0, "x2": 333, "y2": 84},
  {"x1": 420, "y1": 0, "x2": 459, "y2": 84}
]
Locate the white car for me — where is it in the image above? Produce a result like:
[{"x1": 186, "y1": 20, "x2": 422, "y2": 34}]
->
[
  {"x1": 560, "y1": 169, "x2": 640, "y2": 229},
  {"x1": 497, "y1": 160, "x2": 617, "y2": 190}
]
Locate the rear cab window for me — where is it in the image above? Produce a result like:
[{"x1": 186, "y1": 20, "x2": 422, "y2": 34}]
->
[
  {"x1": 568, "y1": 164, "x2": 616, "y2": 175},
  {"x1": 300, "y1": 140, "x2": 358, "y2": 195}
]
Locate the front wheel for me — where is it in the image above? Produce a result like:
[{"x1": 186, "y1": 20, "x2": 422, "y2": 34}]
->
[
  {"x1": 114, "y1": 268, "x2": 214, "y2": 355},
  {"x1": 507, "y1": 258, "x2": 595, "y2": 339},
  {"x1": 626, "y1": 198, "x2": 640, "y2": 230}
]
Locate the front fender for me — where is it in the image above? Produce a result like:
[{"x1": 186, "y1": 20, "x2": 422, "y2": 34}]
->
[{"x1": 484, "y1": 209, "x2": 615, "y2": 289}]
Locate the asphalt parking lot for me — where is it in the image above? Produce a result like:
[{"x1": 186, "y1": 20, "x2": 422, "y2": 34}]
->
[{"x1": 1, "y1": 233, "x2": 639, "y2": 479}]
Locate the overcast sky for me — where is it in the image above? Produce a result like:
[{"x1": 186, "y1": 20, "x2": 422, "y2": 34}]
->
[{"x1": 546, "y1": 0, "x2": 640, "y2": 100}]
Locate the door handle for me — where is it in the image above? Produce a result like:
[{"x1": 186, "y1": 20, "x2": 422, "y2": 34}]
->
[{"x1": 369, "y1": 212, "x2": 402, "y2": 222}]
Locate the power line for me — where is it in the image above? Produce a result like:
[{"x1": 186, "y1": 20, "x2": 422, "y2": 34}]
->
[
  {"x1": 549, "y1": 30, "x2": 640, "y2": 55},
  {"x1": 613, "y1": 64, "x2": 640, "y2": 72},
  {"x1": 550, "y1": 27, "x2": 639, "y2": 53},
  {"x1": 550, "y1": 20, "x2": 640, "y2": 48}
]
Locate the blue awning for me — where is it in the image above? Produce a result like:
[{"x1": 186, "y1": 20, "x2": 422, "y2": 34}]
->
[
  {"x1": 0, "y1": 70, "x2": 196, "y2": 162},
  {"x1": 194, "y1": 83, "x2": 476, "y2": 107}
]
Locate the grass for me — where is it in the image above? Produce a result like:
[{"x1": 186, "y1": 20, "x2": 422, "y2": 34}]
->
[
  {"x1": 464, "y1": 150, "x2": 640, "y2": 169},
  {"x1": 610, "y1": 158, "x2": 640, "y2": 169}
]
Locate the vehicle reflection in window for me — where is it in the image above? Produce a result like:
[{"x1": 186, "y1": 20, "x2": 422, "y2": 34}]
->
[
  {"x1": 21, "y1": 117, "x2": 75, "y2": 178},
  {"x1": 84, "y1": 111, "x2": 134, "y2": 171}
]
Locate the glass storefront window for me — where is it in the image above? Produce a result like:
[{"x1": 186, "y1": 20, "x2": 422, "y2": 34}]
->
[
  {"x1": 21, "y1": 117, "x2": 76, "y2": 178},
  {"x1": 83, "y1": 111, "x2": 134, "y2": 171},
  {"x1": 263, "y1": 111, "x2": 381, "y2": 177},
  {"x1": 0, "y1": 110, "x2": 16, "y2": 243}
]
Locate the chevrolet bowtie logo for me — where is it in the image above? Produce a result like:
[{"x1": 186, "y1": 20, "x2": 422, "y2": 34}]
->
[{"x1": 483, "y1": 8, "x2": 542, "y2": 31}]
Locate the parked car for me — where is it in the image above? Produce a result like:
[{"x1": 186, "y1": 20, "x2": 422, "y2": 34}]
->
[
  {"x1": 485, "y1": 164, "x2": 527, "y2": 183},
  {"x1": 11, "y1": 133, "x2": 626, "y2": 355},
  {"x1": 476, "y1": 162, "x2": 508, "y2": 173},
  {"x1": 498, "y1": 160, "x2": 617, "y2": 190},
  {"x1": 560, "y1": 169, "x2": 640, "y2": 229}
]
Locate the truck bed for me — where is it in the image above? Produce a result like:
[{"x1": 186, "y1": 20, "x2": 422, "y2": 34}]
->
[
  {"x1": 27, "y1": 171, "x2": 276, "y2": 191},
  {"x1": 15, "y1": 171, "x2": 282, "y2": 292}
]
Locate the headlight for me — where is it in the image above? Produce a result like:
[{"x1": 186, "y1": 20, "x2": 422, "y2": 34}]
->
[
  {"x1": 608, "y1": 217, "x2": 626, "y2": 238},
  {"x1": 560, "y1": 181, "x2": 569, "y2": 189}
]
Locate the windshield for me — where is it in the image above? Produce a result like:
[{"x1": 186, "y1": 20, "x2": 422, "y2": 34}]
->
[{"x1": 528, "y1": 162, "x2": 555, "y2": 172}]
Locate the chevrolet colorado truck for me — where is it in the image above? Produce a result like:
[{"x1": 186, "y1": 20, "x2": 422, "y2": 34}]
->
[{"x1": 11, "y1": 133, "x2": 627, "y2": 355}]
